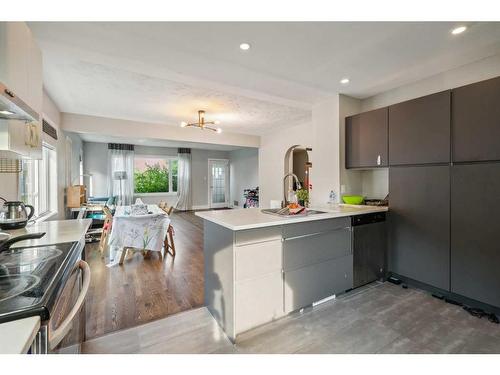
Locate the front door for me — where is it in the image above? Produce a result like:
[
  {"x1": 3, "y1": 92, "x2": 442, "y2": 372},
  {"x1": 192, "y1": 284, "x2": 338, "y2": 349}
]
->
[{"x1": 208, "y1": 159, "x2": 229, "y2": 208}]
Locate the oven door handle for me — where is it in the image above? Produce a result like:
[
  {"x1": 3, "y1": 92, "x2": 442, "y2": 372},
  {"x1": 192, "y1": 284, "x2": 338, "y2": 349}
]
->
[{"x1": 48, "y1": 260, "x2": 91, "y2": 350}]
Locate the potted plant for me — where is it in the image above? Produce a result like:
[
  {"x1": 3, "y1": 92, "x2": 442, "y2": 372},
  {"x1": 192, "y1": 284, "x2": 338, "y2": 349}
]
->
[{"x1": 296, "y1": 189, "x2": 309, "y2": 207}]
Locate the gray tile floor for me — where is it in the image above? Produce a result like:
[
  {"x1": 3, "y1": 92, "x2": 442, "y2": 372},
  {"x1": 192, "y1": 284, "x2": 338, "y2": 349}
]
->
[{"x1": 66, "y1": 282, "x2": 500, "y2": 354}]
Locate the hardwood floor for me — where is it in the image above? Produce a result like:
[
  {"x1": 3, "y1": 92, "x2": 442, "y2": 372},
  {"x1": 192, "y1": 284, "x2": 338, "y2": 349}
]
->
[{"x1": 83, "y1": 210, "x2": 205, "y2": 341}]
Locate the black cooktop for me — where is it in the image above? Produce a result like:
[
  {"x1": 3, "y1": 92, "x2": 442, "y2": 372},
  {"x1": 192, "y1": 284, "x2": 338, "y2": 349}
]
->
[{"x1": 0, "y1": 241, "x2": 81, "y2": 323}]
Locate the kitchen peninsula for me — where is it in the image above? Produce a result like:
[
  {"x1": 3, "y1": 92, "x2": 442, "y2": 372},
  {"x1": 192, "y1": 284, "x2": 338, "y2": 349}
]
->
[{"x1": 196, "y1": 205, "x2": 388, "y2": 341}]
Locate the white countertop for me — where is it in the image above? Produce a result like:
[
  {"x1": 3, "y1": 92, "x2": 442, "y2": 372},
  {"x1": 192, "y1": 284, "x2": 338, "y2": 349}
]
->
[
  {"x1": 5, "y1": 219, "x2": 92, "y2": 248},
  {"x1": 196, "y1": 205, "x2": 388, "y2": 231},
  {"x1": 0, "y1": 316, "x2": 40, "y2": 354}
]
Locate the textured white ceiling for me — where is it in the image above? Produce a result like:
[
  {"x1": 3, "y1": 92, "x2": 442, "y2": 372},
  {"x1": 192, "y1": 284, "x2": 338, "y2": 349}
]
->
[
  {"x1": 29, "y1": 22, "x2": 500, "y2": 136},
  {"x1": 41, "y1": 57, "x2": 310, "y2": 135}
]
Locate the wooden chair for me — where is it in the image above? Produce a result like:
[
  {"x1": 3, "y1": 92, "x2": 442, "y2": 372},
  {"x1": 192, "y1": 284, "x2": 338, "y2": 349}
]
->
[
  {"x1": 119, "y1": 247, "x2": 157, "y2": 265},
  {"x1": 159, "y1": 202, "x2": 176, "y2": 258},
  {"x1": 99, "y1": 206, "x2": 113, "y2": 256}
]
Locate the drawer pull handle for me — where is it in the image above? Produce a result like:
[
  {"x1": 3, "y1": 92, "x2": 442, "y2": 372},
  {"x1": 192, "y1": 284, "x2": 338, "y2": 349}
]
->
[{"x1": 283, "y1": 227, "x2": 350, "y2": 241}]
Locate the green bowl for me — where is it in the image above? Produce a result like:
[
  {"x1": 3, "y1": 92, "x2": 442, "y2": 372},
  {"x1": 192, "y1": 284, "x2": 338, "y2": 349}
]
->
[{"x1": 342, "y1": 195, "x2": 365, "y2": 205}]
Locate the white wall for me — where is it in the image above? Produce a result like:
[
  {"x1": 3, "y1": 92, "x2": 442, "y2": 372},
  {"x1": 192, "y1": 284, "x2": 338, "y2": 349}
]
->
[
  {"x1": 229, "y1": 148, "x2": 259, "y2": 207},
  {"x1": 0, "y1": 166, "x2": 18, "y2": 201},
  {"x1": 259, "y1": 122, "x2": 313, "y2": 208},
  {"x1": 310, "y1": 96, "x2": 341, "y2": 206},
  {"x1": 42, "y1": 91, "x2": 68, "y2": 219},
  {"x1": 64, "y1": 131, "x2": 83, "y2": 187}
]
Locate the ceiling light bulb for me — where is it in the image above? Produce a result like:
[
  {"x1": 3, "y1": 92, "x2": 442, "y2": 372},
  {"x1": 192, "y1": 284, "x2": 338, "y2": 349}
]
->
[
  {"x1": 216, "y1": 128, "x2": 222, "y2": 134},
  {"x1": 180, "y1": 121, "x2": 187, "y2": 128},
  {"x1": 451, "y1": 26, "x2": 467, "y2": 35},
  {"x1": 0, "y1": 110, "x2": 15, "y2": 115},
  {"x1": 340, "y1": 78, "x2": 350, "y2": 85},
  {"x1": 239, "y1": 43, "x2": 251, "y2": 50},
  {"x1": 214, "y1": 120, "x2": 221, "y2": 125}
]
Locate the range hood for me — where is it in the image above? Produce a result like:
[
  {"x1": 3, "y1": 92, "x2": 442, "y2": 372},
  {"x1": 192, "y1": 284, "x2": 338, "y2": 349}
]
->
[{"x1": 0, "y1": 82, "x2": 38, "y2": 122}]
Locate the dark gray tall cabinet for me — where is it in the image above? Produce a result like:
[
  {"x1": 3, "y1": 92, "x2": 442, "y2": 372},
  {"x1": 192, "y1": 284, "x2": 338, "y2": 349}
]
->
[
  {"x1": 345, "y1": 108, "x2": 388, "y2": 169},
  {"x1": 389, "y1": 91, "x2": 450, "y2": 166},
  {"x1": 388, "y1": 91, "x2": 451, "y2": 290},
  {"x1": 345, "y1": 74, "x2": 500, "y2": 307},
  {"x1": 452, "y1": 76, "x2": 500, "y2": 163},
  {"x1": 451, "y1": 164, "x2": 500, "y2": 307},
  {"x1": 389, "y1": 166, "x2": 450, "y2": 290}
]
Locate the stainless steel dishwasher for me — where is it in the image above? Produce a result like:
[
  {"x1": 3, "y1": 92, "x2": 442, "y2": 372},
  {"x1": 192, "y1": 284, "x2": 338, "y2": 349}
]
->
[{"x1": 352, "y1": 212, "x2": 387, "y2": 289}]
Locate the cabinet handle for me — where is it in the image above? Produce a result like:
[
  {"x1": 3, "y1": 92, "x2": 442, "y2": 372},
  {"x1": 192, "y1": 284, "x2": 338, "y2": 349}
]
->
[
  {"x1": 377, "y1": 155, "x2": 381, "y2": 166},
  {"x1": 283, "y1": 227, "x2": 350, "y2": 241},
  {"x1": 31, "y1": 124, "x2": 39, "y2": 147},
  {"x1": 30, "y1": 124, "x2": 35, "y2": 147},
  {"x1": 24, "y1": 124, "x2": 31, "y2": 146}
]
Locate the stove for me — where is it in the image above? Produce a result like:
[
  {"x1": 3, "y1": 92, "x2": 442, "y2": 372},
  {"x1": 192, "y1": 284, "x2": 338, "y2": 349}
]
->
[{"x1": 0, "y1": 242, "x2": 80, "y2": 323}]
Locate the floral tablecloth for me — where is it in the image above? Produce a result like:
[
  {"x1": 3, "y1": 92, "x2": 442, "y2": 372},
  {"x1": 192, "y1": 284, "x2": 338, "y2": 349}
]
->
[{"x1": 108, "y1": 205, "x2": 170, "y2": 252}]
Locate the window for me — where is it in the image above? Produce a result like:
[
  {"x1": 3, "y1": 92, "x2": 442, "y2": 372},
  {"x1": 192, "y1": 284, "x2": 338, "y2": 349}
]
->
[
  {"x1": 20, "y1": 143, "x2": 58, "y2": 218},
  {"x1": 133, "y1": 156, "x2": 178, "y2": 194}
]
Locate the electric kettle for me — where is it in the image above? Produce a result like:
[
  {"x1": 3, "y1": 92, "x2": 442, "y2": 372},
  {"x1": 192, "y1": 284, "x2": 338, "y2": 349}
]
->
[{"x1": 0, "y1": 197, "x2": 35, "y2": 230}]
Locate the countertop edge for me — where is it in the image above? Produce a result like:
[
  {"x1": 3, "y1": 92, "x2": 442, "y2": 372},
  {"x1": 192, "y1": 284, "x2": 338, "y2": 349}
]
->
[
  {"x1": 7, "y1": 219, "x2": 92, "y2": 248},
  {"x1": 196, "y1": 206, "x2": 388, "y2": 231},
  {"x1": 0, "y1": 316, "x2": 40, "y2": 354}
]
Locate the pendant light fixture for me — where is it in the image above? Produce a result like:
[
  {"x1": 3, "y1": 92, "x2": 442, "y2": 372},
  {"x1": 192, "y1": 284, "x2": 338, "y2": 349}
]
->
[{"x1": 180, "y1": 110, "x2": 222, "y2": 133}]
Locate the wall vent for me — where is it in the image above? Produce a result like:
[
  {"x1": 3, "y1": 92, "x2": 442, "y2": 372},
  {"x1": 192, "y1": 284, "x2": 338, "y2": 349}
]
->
[{"x1": 42, "y1": 119, "x2": 58, "y2": 140}]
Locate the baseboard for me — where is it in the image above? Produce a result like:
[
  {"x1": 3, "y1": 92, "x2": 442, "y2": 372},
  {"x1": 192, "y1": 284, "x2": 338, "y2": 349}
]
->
[
  {"x1": 192, "y1": 205, "x2": 209, "y2": 210},
  {"x1": 389, "y1": 272, "x2": 500, "y2": 315}
]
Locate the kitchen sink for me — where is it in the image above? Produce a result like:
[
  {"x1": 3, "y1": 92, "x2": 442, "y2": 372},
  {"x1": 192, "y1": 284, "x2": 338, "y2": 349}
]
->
[{"x1": 261, "y1": 208, "x2": 327, "y2": 217}]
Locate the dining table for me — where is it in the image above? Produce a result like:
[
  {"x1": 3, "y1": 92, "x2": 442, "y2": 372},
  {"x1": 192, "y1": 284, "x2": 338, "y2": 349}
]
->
[{"x1": 107, "y1": 204, "x2": 171, "y2": 264}]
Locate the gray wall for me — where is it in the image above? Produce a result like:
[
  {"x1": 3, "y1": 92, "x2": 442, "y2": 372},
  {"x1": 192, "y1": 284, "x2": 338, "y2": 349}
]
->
[
  {"x1": 192, "y1": 148, "x2": 230, "y2": 208},
  {"x1": 82, "y1": 141, "x2": 108, "y2": 197},
  {"x1": 82, "y1": 142, "x2": 231, "y2": 208},
  {"x1": 229, "y1": 148, "x2": 259, "y2": 207}
]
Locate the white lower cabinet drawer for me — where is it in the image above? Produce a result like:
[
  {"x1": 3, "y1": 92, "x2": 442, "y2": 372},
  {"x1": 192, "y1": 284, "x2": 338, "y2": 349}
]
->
[
  {"x1": 234, "y1": 239, "x2": 282, "y2": 282},
  {"x1": 234, "y1": 272, "x2": 284, "y2": 335}
]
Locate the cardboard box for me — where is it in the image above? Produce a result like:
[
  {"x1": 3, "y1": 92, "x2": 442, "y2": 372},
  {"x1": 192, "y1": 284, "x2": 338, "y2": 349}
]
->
[{"x1": 67, "y1": 185, "x2": 86, "y2": 208}]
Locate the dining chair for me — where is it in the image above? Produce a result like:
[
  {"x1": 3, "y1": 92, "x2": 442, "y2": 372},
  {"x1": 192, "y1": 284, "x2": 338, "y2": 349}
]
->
[
  {"x1": 159, "y1": 202, "x2": 176, "y2": 258},
  {"x1": 99, "y1": 206, "x2": 113, "y2": 256}
]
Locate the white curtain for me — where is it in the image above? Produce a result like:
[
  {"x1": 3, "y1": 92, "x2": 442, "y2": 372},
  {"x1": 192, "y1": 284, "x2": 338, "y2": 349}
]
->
[
  {"x1": 175, "y1": 149, "x2": 192, "y2": 211},
  {"x1": 107, "y1": 146, "x2": 134, "y2": 206}
]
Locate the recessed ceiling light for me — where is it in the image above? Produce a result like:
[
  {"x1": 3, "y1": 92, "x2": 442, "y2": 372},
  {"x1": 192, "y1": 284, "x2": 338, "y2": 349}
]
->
[
  {"x1": 180, "y1": 121, "x2": 187, "y2": 128},
  {"x1": 340, "y1": 78, "x2": 350, "y2": 85},
  {"x1": 239, "y1": 43, "x2": 251, "y2": 51},
  {"x1": 451, "y1": 26, "x2": 467, "y2": 35},
  {"x1": 0, "y1": 110, "x2": 15, "y2": 115},
  {"x1": 216, "y1": 128, "x2": 222, "y2": 134}
]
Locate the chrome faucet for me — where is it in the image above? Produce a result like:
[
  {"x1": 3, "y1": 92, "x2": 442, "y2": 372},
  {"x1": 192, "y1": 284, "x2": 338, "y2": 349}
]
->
[{"x1": 283, "y1": 173, "x2": 302, "y2": 207}]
